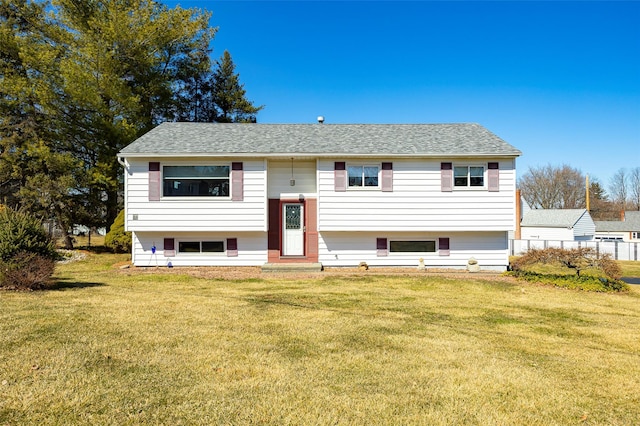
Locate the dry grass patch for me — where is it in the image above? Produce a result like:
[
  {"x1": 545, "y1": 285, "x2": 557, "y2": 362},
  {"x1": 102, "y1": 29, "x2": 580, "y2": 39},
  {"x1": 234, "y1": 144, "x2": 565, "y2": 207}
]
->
[
  {"x1": 1, "y1": 253, "x2": 639, "y2": 424},
  {"x1": 619, "y1": 260, "x2": 640, "y2": 277}
]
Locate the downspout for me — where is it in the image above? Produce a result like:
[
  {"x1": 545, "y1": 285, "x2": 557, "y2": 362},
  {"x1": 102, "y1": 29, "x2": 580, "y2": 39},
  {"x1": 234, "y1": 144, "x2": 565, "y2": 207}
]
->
[
  {"x1": 116, "y1": 155, "x2": 133, "y2": 264},
  {"x1": 515, "y1": 189, "x2": 522, "y2": 239}
]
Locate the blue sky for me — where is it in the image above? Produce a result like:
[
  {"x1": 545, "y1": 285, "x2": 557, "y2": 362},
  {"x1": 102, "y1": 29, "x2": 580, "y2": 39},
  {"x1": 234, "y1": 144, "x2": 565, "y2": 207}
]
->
[{"x1": 169, "y1": 0, "x2": 639, "y2": 189}]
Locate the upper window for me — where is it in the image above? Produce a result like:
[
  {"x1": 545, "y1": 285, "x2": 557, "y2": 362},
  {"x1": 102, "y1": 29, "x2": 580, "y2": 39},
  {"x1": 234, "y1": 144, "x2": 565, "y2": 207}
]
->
[
  {"x1": 632, "y1": 232, "x2": 639, "y2": 240},
  {"x1": 163, "y1": 166, "x2": 230, "y2": 197},
  {"x1": 348, "y1": 165, "x2": 379, "y2": 188},
  {"x1": 454, "y1": 165, "x2": 484, "y2": 188}
]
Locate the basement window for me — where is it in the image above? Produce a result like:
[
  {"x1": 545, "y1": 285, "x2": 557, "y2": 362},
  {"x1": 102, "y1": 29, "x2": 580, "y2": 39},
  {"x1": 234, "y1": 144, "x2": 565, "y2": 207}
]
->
[
  {"x1": 389, "y1": 241, "x2": 436, "y2": 253},
  {"x1": 178, "y1": 241, "x2": 224, "y2": 254}
]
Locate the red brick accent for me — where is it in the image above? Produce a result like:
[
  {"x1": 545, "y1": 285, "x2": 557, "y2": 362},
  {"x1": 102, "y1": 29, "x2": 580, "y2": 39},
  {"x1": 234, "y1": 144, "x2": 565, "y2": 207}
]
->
[{"x1": 267, "y1": 198, "x2": 318, "y2": 263}]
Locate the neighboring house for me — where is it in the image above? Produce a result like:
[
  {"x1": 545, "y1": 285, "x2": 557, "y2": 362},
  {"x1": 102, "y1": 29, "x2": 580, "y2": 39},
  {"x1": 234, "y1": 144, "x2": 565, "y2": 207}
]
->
[
  {"x1": 519, "y1": 209, "x2": 595, "y2": 241},
  {"x1": 117, "y1": 122, "x2": 522, "y2": 271},
  {"x1": 595, "y1": 211, "x2": 640, "y2": 242}
]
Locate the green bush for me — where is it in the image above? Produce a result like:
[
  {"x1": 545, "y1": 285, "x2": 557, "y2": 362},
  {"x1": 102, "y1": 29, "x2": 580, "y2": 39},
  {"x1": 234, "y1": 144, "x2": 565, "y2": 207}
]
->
[
  {"x1": 0, "y1": 207, "x2": 57, "y2": 262},
  {"x1": 104, "y1": 210, "x2": 131, "y2": 253},
  {"x1": 0, "y1": 207, "x2": 58, "y2": 290}
]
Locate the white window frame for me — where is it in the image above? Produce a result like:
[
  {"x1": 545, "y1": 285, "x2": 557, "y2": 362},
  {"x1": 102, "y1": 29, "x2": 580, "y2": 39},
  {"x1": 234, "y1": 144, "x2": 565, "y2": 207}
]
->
[
  {"x1": 162, "y1": 164, "x2": 231, "y2": 199},
  {"x1": 177, "y1": 240, "x2": 226, "y2": 255},
  {"x1": 453, "y1": 164, "x2": 486, "y2": 190},
  {"x1": 347, "y1": 163, "x2": 381, "y2": 190},
  {"x1": 389, "y1": 240, "x2": 437, "y2": 254}
]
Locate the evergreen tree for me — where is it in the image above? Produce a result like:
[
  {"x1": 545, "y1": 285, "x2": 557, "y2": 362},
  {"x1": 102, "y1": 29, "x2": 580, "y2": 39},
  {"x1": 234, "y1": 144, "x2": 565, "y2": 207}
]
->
[
  {"x1": 211, "y1": 50, "x2": 263, "y2": 123},
  {"x1": 1, "y1": 0, "x2": 216, "y2": 245}
]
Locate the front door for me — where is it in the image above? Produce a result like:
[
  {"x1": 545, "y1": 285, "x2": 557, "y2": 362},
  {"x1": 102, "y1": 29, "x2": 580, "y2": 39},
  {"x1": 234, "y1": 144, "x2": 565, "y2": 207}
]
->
[{"x1": 283, "y1": 203, "x2": 304, "y2": 255}]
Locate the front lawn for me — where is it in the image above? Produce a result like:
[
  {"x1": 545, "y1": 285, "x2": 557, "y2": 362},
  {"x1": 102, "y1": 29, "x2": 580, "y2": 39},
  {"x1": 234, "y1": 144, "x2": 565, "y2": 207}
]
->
[{"x1": 1, "y1": 253, "x2": 639, "y2": 424}]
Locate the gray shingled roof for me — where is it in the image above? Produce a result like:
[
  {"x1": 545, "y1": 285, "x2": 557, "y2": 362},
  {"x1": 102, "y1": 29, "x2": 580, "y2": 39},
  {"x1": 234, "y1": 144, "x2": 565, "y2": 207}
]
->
[
  {"x1": 520, "y1": 209, "x2": 589, "y2": 228},
  {"x1": 595, "y1": 211, "x2": 640, "y2": 232},
  {"x1": 118, "y1": 122, "x2": 522, "y2": 157}
]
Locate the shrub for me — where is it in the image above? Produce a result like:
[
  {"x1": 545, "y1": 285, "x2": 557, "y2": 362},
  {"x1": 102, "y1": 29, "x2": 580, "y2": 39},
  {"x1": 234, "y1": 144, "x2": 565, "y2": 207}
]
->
[
  {"x1": 510, "y1": 247, "x2": 626, "y2": 292},
  {"x1": 105, "y1": 210, "x2": 131, "y2": 253},
  {"x1": 0, "y1": 207, "x2": 58, "y2": 290},
  {"x1": 0, "y1": 251, "x2": 56, "y2": 290},
  {"x1": 0, "y1": 207, "x2": 57, "y2": 262}
]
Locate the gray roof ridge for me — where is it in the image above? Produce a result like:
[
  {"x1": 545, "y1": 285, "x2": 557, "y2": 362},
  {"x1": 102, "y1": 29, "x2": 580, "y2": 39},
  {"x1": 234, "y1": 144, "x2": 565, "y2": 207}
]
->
[{"x1": 119, "y1": 122, "x2": 522, "y2": 157}]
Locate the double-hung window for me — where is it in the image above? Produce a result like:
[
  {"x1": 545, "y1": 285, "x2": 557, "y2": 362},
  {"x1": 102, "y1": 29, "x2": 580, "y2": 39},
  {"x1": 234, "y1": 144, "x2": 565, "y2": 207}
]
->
[
  {"x1": 454, "y1": 165, "x2": 485, "y2": 188},
  {"x1": 348, "y1": 164, "x2": 379, "y2": 188},
  {"x1": 163, "y1": 165, "x2": 230, "y2": 197}
]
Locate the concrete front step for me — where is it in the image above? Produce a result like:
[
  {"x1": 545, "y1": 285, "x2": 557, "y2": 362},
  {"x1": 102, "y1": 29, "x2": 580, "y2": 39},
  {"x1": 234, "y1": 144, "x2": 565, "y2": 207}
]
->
[{"x1": 261, "y1": 262, "x2": 324, "y2": 273}]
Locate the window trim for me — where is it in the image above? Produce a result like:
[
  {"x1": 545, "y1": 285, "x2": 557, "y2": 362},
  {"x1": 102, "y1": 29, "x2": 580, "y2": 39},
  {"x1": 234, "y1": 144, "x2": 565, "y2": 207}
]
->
[
  {"x1": 177, "y1": 240, "x2": 226, "y2": 255},
  {"x1": 347, "y1": 163, "x2": 381, "y2": 190},
  {"x1": 161, "y1": 163, "x2": 232, "y2": 199},
  {"x1": 452, "y1": 164, "x2": 487, "y2": 190}
]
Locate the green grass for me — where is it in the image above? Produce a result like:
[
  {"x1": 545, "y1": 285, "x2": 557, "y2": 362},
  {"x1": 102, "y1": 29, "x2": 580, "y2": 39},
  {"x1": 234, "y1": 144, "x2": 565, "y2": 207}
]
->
[{"x1": 1, "y1": 254, "x2": 640, "y2": 425}]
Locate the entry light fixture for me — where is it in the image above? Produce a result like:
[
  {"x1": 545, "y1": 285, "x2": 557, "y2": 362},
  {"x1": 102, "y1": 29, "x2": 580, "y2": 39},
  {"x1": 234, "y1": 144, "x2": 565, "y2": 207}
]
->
[{"x1": 290, "y1": 158, "x2": 295, "y2": 186}]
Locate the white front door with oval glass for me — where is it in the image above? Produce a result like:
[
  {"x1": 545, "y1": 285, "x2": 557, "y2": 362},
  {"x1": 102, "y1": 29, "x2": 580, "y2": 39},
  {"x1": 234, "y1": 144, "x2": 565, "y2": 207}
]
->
[{"x1": 283, "y1": 203, "x2": 304, "y2": 256}]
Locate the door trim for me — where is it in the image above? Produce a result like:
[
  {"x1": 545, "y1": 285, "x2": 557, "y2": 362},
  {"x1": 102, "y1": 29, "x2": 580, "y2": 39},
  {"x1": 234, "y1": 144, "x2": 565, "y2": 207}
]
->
[{"x1": 282, "y1": 202, "x2": 305, "y2": 256}]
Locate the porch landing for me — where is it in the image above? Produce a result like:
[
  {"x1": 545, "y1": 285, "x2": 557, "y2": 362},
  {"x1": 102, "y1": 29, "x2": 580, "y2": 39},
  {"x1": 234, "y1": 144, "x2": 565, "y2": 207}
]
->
[{"x1": 261, "y1": 263, "x2": 324, "y2": 273}]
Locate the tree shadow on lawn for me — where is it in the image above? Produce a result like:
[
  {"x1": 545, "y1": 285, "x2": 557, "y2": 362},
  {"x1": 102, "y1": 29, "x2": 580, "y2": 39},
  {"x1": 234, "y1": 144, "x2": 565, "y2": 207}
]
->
[{"x1": 49, "y1": 278, "x2": 106, "y2": 291}]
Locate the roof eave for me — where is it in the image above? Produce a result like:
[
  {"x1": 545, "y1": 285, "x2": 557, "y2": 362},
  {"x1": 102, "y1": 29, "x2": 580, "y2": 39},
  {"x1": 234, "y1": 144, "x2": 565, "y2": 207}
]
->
[{"x1": 117, "y1": 152, "x2": 521, "y2": 159}]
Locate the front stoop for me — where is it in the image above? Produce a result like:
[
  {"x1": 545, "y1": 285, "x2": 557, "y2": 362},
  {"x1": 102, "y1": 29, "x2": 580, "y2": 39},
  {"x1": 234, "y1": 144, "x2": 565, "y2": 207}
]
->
[{"x1": 261, "y1": 263, "x2": 324, "y2": 273}]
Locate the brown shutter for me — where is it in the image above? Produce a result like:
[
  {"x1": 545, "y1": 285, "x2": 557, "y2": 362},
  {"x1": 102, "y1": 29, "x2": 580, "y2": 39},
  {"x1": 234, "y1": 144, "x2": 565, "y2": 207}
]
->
[
  {"x1": 381, "y1": 162, "x2": 393, "y2": 192},
  {"x1": 149, "y1": 162, "x2": 161, "y2": 201},
  {"x1": 441, "y1": 162, "x2": 452, "y2": 192},
  {"x1": 334, "y1": 162, "x2": 346, "y2": 192},
  {"x1": 377, "y1": 238, "x2": 388, "y2": 257},
  {"x1": 231, "y1": 162, "x2": 243, "y2": 201},
  {"x1": 163, "y1": 238, "x2": 175, "y2": 257},
  {"x1": 267, "y1": 199, "x2": 280, "y2": 260},
  {"x1": 227, "y1": 238, "x2": 238, "y2": 257},
  {"x1": 438, "y1": 237, "x2": 450, "y2": 257},
  {"x1": 488, "y1": 162, "x2": 499, "y2": 192}
]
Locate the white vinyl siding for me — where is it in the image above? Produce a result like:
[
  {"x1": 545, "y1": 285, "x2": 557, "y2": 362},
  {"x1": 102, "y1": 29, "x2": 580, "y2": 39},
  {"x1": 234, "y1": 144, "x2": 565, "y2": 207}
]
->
[
  {"x1": 520, "y1": 227, "x2": 575, "y2": 241},
  {"x1": 131, "y1": 231, "x2": 267, "y2": 266},
  {"x1": 317, "y1": 158, "x2": 516, "y2": 232},
  {"x1": 124, "y1": 158, "x2": 267, "y2": 232},
  {"x1": 318, "y1": 231, "x2": 509, "y2": 271},
  {"x1": 267, "y1": 160, "x2": 316, "y2": 198},
  {"x1": 521, "y1": 212, "x2": 595, "y2": 241},
  {"x1": 572, "y1": 213, "x2": 596, "y2": 240}
]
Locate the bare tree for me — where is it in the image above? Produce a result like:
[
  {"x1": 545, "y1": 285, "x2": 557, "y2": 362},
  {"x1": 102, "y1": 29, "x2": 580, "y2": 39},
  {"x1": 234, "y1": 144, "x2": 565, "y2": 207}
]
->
[
  {"x1": 519, "y1": 164, "x2": 586, "y2": 209},
  {"x1": 630, "y1": 167, "x2": 640, "y2": 211},
  {"x1": 609, "y1": 168, "x2": 628, "y2": 210}
]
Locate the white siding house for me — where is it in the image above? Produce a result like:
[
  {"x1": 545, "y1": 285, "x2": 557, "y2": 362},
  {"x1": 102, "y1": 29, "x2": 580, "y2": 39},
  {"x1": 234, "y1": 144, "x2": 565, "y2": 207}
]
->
[
  {"x1": 520, "y1": 209, "x2": 595, "y2": 241},
  {"x1": 118, "y1": 122, "x2": 522, "y2": 271},
  {"x1": 595, "y1": 211, "x2": 640, "y2": 242}
]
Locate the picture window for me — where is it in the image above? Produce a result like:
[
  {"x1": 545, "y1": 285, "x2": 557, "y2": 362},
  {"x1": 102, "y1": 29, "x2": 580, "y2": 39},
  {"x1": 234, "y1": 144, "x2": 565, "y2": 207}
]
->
[{"x1": 163, "y1": 165, "x2": 230, "y2": 197}]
